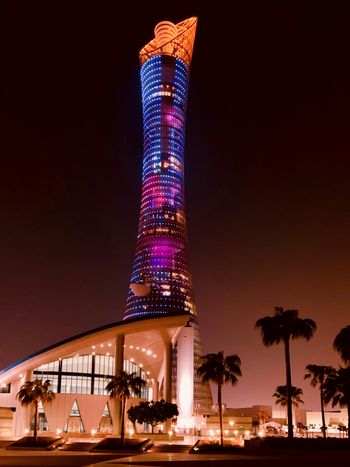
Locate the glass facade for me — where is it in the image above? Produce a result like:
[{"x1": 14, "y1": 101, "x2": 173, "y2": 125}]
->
[
  {"x1": 30, "y1": 402, "x2": 49, "y2": 431},
  {"x1": 98, "y1": 403, "x2": 113, "y2": 433},
  {"x1": 64, "y1": 400, "x2": 85, "y2": 433},
  {"x1": 34, "y1": 354, "x2": 148, "y2": 399}
]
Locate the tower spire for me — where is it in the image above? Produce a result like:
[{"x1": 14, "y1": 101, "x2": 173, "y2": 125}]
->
[{"x1": 140, "y1": 17, "x2": 197, "y2": 66}]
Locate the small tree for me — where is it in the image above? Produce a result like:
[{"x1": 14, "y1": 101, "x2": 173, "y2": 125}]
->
[
  {"x1": 106, "y1": 370, "x2": 145, "y2": 444},
  {"x1": 127, "y1": 404, "x2": 139, "y2": 433},
  {"x1": 127, "y1": 399, "x2": 178, "y2": 433},
  {"x1": 323, "y1": 367, "x2": 350, "y2": 441},
  {"x1": 197, "y1": 351, "x2": 242, "y2": 447},
  {"x1": 252, "y1": 420, "x2": 260, "y2": 435},
  {"x1": 304, "y1": 364, "x2": 334, "y2": 438},
  {"x1": 255, "y1": 410, "x2": 270, "y2": 427},
  {"x1": 255, "y1": 307, "x2": 316, "y2": 439},
  {"x1": 16, "y1": 379, "x2": 55, "y2": 443},
  {"x1": 273, "y1": 384, "x2": 304, "y2": 431}
]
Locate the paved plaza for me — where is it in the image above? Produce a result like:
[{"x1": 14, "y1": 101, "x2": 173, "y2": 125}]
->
[{"x1": 0, "y1": 448, "x2": 349, "y2": 467}]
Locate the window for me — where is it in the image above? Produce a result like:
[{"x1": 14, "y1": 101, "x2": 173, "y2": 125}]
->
[
  {"x1": 33, "y1": 355, "x2": 149, "y2": 398},
  {"x1": 0, "y1": 383, "x2": 11, "y2": 394}
]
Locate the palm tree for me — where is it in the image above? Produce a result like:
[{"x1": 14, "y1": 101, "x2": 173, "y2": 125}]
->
[
  {"x1": 334, "y1": 325, "x2": 350, "y2": 364},
  {"x1": 273, "y1": 385, "x2": 303, "y2": 435},
  {"x1": 304, "y1": 364, "x2": 334, "y2": 438},
  {"x1": 273, "y1": 385, "x2": 304, "y2": 407},
  {"x1": 323, "y1": 366, "x2": 350, "y2": 440},
  {"x1": 255, "y1": 410, "x2": 270, "y2": 427},
  {"x1": 255, "y1": 306, "x2": 316, "y2": 439},
  {"x1": 105, "y1": 370, "x2": 145, "y2": 444},
  {"x1": 16, "y1": 379, "x2": 55, "y2": 443},
  {"x1": 197, "y1": 351, "x2": 242, "y2": 447}
]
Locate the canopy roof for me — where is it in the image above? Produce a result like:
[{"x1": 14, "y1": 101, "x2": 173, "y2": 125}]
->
[{"x1": 0, "y1": 313, "x2": 190, "y2": 386}]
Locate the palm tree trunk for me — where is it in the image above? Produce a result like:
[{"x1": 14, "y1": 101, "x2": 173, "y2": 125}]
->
[
  {"x1": 283, "y1": 337, "x2": 293, "y2": 440},
  {"x1": 320, "y1": 383, "x2": 326, "y2": 438},
  {"x1": 218, "y1": 383, "x2": 224, "y2": 447},
  {"x1": 34, "y1": 400, "x2": 39, "y2": 444},
  {"x1": 121, "y1": 395, "x2": 126, "y2": 445}
]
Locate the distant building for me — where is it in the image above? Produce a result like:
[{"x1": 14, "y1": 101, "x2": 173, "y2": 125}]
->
[
  {"x1": 223, "y1": 405, "x2": 272, "y2": 422},
  {"x1": 195, "y1": 405, "x2": 272, "y2": 438},
  {"x1": 272, "y1": 406, "x2": 307, "y2": 427},
  {"x1": 306, "y1": 408, "x2": 348, "y2": 435},
  {"x1": 203, "y1": 415, "x2": 252, "y2": 438}
]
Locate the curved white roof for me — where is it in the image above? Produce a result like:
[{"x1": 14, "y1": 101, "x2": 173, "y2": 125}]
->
[{"x1": 0, "y1": 313, "x2": 190, "y2": 386}]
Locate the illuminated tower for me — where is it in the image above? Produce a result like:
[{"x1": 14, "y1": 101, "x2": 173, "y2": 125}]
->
[{"x1": 124, "y1": 17, "x2": 212, "y2": 422}]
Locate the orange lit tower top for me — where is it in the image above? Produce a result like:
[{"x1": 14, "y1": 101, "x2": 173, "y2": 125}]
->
[{"x1": 140, "y1": 17, "x2": 197, "y2": 67}]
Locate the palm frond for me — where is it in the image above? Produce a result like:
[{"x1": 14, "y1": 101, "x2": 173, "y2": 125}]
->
[
  {"x1": 304, "y1": 364, "x2": 334, "y2": 388},
  {"x1": 256, "y1": 307, "x2": 316, "y2": 346},
  {"x1": 273, "y1": 385, "x2": 304, "y2": 407},
  {"x1": 255, "y1": 316, "x2": 283, "y2": 346},
  {"x1": 105, "y1": 370, "x2": 146, "y2": 401},
  {"x1": 16, "y1": 379, "x2": 55, "y2": 407},
  {"x1": 323, "y1": 367, "x2": 350, "y2": 408},
  {"x1": 197, "y1": 351, "x2": 242, "y2": 387},
  {"x1": 333, "y1": 325, "x2": 350, "y2": 364}
]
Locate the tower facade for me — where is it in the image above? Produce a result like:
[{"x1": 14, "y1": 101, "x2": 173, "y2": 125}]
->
[{"x1": 124, "y1": 17, "x2": 212, "y2": 423}]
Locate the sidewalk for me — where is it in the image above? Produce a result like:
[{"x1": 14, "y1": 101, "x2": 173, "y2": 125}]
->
[{"x1": 87, "y1": 449, "x2": 350, "y2": 467}]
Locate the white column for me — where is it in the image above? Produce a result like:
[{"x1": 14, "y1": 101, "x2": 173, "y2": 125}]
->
[
  {"x1": 176, "y1": 325, "x2": 194, "y2": 428},
  {"x1": 14, "y1": 370, "x2": 33, "y2": 436},
  {"x1": 152, "y1": 379, "x2": 159, "y2": 401},
  {"x1": 163, "y1": 340, "x2": 173, "y2": 432},
  {"x1": 113, "y1": 334, "x2": 124, "y2": 435},
  {"x1": 24, "y1": 370, "x2": 33, "y2": 382},
  {"x1": 163, "y1": 341, "x2": 172, "y2": 403}
]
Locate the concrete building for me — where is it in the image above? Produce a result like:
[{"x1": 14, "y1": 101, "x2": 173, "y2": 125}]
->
[
  {"x1": 0, "y1": 314, "x2": 190, "y2": 436},
  {"x1": 306, "y1": 409, "x2": 348, "y2": 436}
]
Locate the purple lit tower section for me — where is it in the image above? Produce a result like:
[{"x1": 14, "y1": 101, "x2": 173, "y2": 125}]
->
[{"x1": 124, "y1": 18, "x2": 212, "y2": 420}]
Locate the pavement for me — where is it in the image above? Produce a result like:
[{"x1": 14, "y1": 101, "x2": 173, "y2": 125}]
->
[
  {"x1": 85, "y1": 450, "x2": 350, "y2": 467},
  {"x1": 0, "y1": 449, "x2": 349, "y2": 467},
  {"x1": 0, "y1": 451, "x2": 123, "y2": 466}
]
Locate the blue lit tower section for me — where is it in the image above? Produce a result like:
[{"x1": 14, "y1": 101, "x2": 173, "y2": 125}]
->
[
  {"x1": 124, "y1": 18, "x2": 212, "y2": 419},
  {"x1": 125, "y1": 19, "x2": 196, "y2": 320}
]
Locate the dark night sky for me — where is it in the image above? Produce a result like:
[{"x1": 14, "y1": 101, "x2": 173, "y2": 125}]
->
[{"x1": 1, "y1": 1, "x2": 349, "y2": 410}]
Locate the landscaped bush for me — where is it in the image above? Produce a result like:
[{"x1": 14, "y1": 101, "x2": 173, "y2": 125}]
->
[{"x1": 190, "y1": 439, "x2": 244, "y2": 453}]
